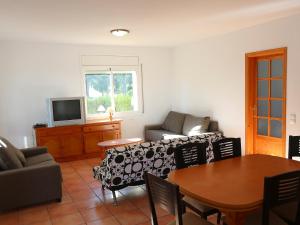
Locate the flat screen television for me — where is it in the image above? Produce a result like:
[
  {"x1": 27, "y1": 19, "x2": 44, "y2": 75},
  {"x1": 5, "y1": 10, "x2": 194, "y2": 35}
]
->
[{"x1": 49, "y1": 97, "x2": 86, "y2": 126}]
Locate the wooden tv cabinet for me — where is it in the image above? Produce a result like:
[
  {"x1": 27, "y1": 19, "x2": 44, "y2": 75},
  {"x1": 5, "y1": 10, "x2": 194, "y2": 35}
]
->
[{"x1": 35, "y1": 119, "x2": 122, "y2": 162}]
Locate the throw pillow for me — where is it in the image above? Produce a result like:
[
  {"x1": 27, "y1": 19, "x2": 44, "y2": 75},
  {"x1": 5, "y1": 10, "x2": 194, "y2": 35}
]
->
[
  {"x1": 162, "y1": 111, "x2": 186, "y2": 134},
  {"x1": 0, "y1": 139, "x2": 7, "y2": 148},
  {"x1": 0, "y1": 138, "x2": 23, "y2": 169},
  {"x1": 182, "y1": 115, "x2": 210, "y2": 136}
]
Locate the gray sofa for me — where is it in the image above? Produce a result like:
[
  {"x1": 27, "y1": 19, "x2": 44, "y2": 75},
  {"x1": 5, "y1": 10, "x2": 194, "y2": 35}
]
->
[
  {"x1": 145, "y1": 111, "x2": 220, "y2": 142},
  {"x1": 0, "y1": 137, "x2": 62, "y2": 211}
]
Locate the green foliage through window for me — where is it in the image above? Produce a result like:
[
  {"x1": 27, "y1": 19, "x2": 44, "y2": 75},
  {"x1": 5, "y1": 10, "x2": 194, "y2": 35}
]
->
[{"x1": 85, "y1": 72, "x2": 137, "y2": 115}]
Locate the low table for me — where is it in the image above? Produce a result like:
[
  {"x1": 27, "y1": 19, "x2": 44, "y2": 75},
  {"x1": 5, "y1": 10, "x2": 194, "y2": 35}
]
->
[
  {"x1": 98, "y1": 138, "x2": 143, "y2": 159},
  {"x1": 98, "y1": 138, "x2": 142, "y2": 149}
]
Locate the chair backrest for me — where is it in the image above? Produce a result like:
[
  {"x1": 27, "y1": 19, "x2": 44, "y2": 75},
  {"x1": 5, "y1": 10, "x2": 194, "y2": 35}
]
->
[
  {"x1": 174, "y1": 142, "x2": 207, "y2": 169},
  {"x1": 288, "y1": 135, "x2": 300, "y2": 159},
  {"x1": 212, "y1": 138, "x2": 241, "y2": 161},
  {"x1": 263, "y1": 170, "x2": 300, "y2": 225},
  {"x1": 144, "y1": 172, "x2": 184, "y2": 225}
]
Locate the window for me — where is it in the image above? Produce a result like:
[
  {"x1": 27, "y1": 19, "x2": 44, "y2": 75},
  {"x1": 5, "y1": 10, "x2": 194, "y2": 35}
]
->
[{"x1": 84, "y1": 68, "x2": 141, "y2": 117}]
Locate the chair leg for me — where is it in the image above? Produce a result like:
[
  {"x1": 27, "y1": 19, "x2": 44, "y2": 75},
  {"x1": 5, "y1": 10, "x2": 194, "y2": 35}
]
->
[
  {"x1": 182, "y1": 203, "x2": 186, "y2": 214},
  {"x1": 217, "y1": 212, "x2": 222, "y2": 224},
  {"x1": 112, "y1": 190, "x2": 118, "y2": 206}
]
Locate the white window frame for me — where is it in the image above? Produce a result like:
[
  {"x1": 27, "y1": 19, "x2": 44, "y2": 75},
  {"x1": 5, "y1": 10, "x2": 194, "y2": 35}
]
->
[{"x1": 82, "y1": 65, "x2": 144, "y2": 120}]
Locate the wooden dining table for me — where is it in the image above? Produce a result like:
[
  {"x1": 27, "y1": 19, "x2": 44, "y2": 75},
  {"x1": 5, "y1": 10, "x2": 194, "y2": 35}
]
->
[{"x1": 168, "y1": 154, "x2": 300, "y2": 225}]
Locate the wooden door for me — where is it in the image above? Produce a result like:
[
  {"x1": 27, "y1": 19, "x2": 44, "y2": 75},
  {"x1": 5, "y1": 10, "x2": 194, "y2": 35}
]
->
[
  {"x1": 246, "y1": 48, "x2": 287, "y2": 157},
  {"x1": 39, "y1": 136, "x2": 62, "y2": 158},
  {"x1": 84, "y1": 133, "x2": 102, "y2": 153},
  {"x1": 61, "y1": 133, "x2": 83, "y2": 157}
]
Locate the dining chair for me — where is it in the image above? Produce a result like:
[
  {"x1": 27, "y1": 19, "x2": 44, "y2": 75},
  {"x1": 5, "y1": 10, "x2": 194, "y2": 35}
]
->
[
  {"x1": 244, "y1": 170, "x2": 300, "y2": 225},
  {"x1": 144, "y1": 172, "x2": 213, "y2": 225},
  {"x1": 174, "y1": 142, "x2": 207, "y2": 169},
  {"x1": 173, "y1": 142, "x2": 222, "y2": 224},
  {"x1": 288, "y1": 135, "x2": 300, "y2": 160},
  {"x1": 212, "y1": 138, "x2": 241, "y2": 161}
]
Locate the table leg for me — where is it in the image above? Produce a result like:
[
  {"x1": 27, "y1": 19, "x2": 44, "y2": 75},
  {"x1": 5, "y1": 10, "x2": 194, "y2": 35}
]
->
[{"x1": 224, "y1": 211, "x2": 247, "y2": 225}]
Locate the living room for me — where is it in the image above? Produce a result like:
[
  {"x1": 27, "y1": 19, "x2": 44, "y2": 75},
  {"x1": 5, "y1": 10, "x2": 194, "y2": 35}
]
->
[{"x1": 1, "y1": 1, "x2": 300, "y2": 225}]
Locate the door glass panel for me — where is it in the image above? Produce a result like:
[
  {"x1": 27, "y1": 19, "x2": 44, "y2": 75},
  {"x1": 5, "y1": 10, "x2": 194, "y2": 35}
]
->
[
  {"x1": 258, "y1": 100, "x2": 268, "y2": 117},
  {"x1": 258, "y1": 61, "x2": 269, "y2": 78},
  {"x1": 271, "y1": 100, "x2": 282, "y2": 118},
  {"x1": 258, "y1": 119, "x2": 268, "y2": 136},
  {"x1": 271, "y1": 58, "x2": 283, "y2": 77},
  {"x1": 258, "y1": 80, "x2": 268, "y2": 98},
  {"x1": 271, "y1": 80, "x2": 283, "y2": 98},
  {"x1": 270, "y1": 120, "x2": 282, "y2": 138}
]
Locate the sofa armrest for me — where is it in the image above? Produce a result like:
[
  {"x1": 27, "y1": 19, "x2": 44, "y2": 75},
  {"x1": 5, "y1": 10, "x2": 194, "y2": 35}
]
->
[
  {"x1": 0, "y1": 162, "x2": 61, "y2": 178},
  {"x1": 20, "y1": 146, "x2": 48, "y2": 157},
  {"x1": 208, "y1": 121, "x2": 219, "y2": 132},
  {"x1": 144, "y1": 124, "x2": 163, "y2": 141},
  {"x1": 0, "y1": 162, "x2": 62, "y2": 210},
  {"x1": 144, "y1": 124, "x2": 162, "y2": 131}
]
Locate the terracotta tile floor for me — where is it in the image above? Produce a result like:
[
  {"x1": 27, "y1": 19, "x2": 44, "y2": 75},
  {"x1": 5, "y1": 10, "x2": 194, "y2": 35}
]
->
[{"x1": 0, "y1": 157, "x2": 220, "y2": 225}]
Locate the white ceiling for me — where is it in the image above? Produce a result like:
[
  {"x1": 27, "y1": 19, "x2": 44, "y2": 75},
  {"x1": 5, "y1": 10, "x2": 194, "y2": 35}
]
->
[{"x1": 1, "y1": 0, "x2": 300, "y2": 47}]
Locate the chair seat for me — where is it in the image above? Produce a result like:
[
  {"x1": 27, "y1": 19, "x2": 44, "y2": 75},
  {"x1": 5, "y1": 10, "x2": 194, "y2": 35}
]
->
[
  {"x1": 168, "y1": 212, "x2": 213, "y2": 225},
  {"x1": 244, "y1": 209, "x2": 288, "y2": 225},
  {"x1": 183, "y1": 196, "x2": 216, "y2": 213},
  {"x1": 272, "y1": 201, "x2": 297, "y2": 224},
  {"x1": 25, "y1": 153, "x2": 54, "y2": 166}
]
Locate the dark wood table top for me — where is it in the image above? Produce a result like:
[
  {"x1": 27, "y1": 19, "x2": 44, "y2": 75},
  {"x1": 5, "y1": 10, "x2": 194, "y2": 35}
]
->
[{"x1": 168, "y1": 154, "x2": 300, "y2": 212}]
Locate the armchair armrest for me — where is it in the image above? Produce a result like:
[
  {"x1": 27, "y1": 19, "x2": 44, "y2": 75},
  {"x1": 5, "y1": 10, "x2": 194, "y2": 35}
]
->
[{"x1": 20, "y1": 146, "x2": 48, "y2": 157}]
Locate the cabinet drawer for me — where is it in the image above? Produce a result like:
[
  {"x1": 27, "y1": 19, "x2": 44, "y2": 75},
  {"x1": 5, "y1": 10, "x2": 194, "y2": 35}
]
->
[
  {"x1": 83, "y1": 124, "x2": 120, "y2": 133},
  {"x1": 37, "y1": 127, "x2": 82, "y2": 137}
]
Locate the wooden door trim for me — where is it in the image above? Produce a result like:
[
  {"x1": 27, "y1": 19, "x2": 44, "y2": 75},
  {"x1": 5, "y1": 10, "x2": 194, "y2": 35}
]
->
[{"x1": 245, "y1": 47, "x2": 287, "y2": 155}]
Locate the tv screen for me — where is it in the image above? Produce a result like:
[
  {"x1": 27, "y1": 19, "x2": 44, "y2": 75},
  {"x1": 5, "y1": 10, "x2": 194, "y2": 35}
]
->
[{"x1": 52, "y1": 100, "x2": 82, "y2": 121}]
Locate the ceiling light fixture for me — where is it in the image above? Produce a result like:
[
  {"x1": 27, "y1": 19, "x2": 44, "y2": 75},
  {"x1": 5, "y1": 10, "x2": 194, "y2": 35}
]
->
[{"x1": 110, "y1": 29, "x2": 130, "y2": 37}]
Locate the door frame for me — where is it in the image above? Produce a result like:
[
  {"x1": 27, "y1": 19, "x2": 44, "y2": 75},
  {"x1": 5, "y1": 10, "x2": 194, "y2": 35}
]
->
[{"x1": 245, "y1": 47, "x2": 287, "y2": 155}]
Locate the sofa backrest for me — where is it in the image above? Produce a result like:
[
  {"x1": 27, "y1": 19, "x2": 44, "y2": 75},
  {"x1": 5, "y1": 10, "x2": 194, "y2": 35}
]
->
[
  {"x1": 0, "y1": 136, "x2": 24, "y2": 169},
  {"x1": 96, "y1": 132, "x2": 224, "y2": 189}
]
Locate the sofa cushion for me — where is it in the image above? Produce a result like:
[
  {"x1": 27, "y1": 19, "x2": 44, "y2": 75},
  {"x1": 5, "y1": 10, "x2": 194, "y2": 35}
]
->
[
  {"x1": 162, "y1": 111, "x2": 186, "y2": 134},
  {"x1": 0, "y1": 137, "x2": 23, "y2": 169},
  {"x1": 0, "y1": 153, "x2": 8, "y2": 170},
  {"x1": 25, "y1": 153, "x2": 54, "y2": 167},
  {"x1": 145, "y1": 129, "x2": 186, "y2": 142},
  {"x1": 16, "y1": 150, "x2": 26, "y2": 166},
  {"x1": 182, "y1": 115, "x2": 210, "y2": 136}
]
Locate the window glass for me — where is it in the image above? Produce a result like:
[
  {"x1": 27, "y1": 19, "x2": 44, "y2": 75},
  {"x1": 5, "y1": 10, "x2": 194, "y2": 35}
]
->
[
  {"x1": 85, "y1": 71, "x2": 138, "y2": 116},
  {"x1": 113, "y1": 73, "x2": 135, "y2": 112},
  {"x1": 85, "y1": 74, "x2": 112, "y2": 115}
]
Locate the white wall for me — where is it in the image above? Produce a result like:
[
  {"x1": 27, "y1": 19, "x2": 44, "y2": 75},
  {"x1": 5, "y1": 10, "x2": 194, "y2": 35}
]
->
[
  {"x1": 172, "y1": 13, "x2": 300, "y2": 153},
  {"x1": 0, "y1": 41, "x2": 172, "y2": 147}
]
